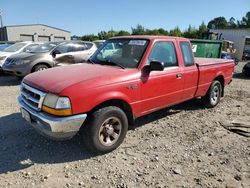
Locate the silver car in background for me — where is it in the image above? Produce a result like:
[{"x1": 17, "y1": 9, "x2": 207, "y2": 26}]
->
[
  {"x1": 0, "y1": 41, "x2": 43, "y2": 71},
  {"x1": 2, "y1": 41, "x2": 97, "y2": 77}
]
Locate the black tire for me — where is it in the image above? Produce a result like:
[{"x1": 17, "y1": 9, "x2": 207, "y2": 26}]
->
[
  {"x1": 202, "y1": 80, "x2": 222, "y2": 108},
  {"x1": 82, "y1": 106, "x2": 128, "y2": 154},
  {"x1": 33, "y1": 64, "x2": 49, "y2": 72}
]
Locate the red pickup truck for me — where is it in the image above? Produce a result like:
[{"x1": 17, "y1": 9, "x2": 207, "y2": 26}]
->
[{"x1": 18, "y1": 36, "x2": 234, "y2": 153}]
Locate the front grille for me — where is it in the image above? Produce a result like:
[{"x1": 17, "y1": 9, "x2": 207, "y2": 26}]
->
[{"x1": 20, "y1": 83, "x2": 47, "y2": 111}]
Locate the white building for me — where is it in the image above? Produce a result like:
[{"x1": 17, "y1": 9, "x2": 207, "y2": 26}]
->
[
  {"x1": 0, "y1": 24, "x2": 71, "y2": 42},
  {"x1": 211, "y1": 29, "x2": 250, "y2": 60}
]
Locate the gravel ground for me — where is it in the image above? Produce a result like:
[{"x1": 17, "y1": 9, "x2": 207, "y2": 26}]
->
[{"x1": 0, "y1": 62, "x2": 249, "y2": 188}]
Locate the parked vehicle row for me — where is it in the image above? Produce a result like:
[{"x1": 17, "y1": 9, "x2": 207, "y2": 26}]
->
[{"x1": 0, "y1": 41, "x2": 97, "y2": 77}]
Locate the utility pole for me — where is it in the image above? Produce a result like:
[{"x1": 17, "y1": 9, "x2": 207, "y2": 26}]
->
[{"x1": 0, "y1": 10, "x2": 3, "y2": 28}]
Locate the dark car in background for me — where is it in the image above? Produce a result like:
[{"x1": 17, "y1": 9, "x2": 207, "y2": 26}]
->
[
  {"x1": 2, "y1": 41, "x2": 97, "y2": 77},
  {"x1": 242, "y1": 50, "x2": 250, "y2": 61},
  {"x1": 242, "y1": 62, "x2": 250, "y2": 77}
]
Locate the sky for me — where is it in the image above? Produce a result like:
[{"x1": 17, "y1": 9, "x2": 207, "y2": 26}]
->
[{"x1": 1, "y1": 0, "x2": 250, "y2": 36}]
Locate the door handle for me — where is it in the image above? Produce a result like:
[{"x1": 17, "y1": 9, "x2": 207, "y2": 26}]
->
[{"x1": 176, "y1": 73, "x2": 182, "y2": 79}]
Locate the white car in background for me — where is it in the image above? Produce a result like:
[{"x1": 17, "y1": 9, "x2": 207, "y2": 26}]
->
[{"x1": 0, "y1": 41, "x2": 42, "y2": 70}]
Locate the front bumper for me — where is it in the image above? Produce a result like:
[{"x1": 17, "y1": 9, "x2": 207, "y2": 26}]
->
[
  {"x1": 2, "y1": 65, "x2": 29, "y2": 77},
  {"x1": 18, "y1": 96, "x2": 87, "y2": 140}
]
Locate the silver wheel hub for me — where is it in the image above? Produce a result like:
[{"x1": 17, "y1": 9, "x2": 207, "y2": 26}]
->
[
  {"x1": 38, "y1": 67, "x2": 46, "y2": 71},
  {"x1": 106, "y1": 125, "x2": 114, "y2": 135},
  {"x1": 211, "y1": 86, "x2": 219, "y2": 104},
  {"x1": 99, "y1": 117, "x2": 122, "y2": 146}
]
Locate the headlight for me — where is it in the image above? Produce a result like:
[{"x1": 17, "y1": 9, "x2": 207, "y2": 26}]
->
[
  {"x1": 15, "y1": 59, "x2": 31, "y2": 65},
  {"x1": 42, "y1": 94, "x2": 72, "y2": 116},
  {"x1": 0, "y1": 56, "x2": 7, "y2": 60}
]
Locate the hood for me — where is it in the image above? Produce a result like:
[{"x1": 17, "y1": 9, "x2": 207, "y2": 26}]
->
[
  {"x1": 23, "y1": 63, "x2": 138, "y2": 94},
  {"x1": 0, "y1": 51, "x2": 13, "y2": 57}
]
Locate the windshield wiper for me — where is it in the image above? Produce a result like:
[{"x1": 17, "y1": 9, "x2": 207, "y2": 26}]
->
[{"x1": 102, "y1": 60, "x2": 125, "y2": 69}]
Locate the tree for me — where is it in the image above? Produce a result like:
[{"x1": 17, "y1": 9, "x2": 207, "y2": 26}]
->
[
  {"x1": 116, "y1": 30, "x2": 130, "y2": 36},
  {"x1": 98, "y1": 31, "x2": 107, "y2": 40},
  {"x1": 169, "y1": 27, "x2": 182, "y2": 37},
  {"x1": 228, "y1": 17, "x2": 237, "y2": 28},
  {"x1": 197, "y1": 21, "x2": 207, "y2": 38},
  {"x1": 240, "y1": 11, "x2": 250, "y2": 28},
  {"x1": 207, "y1": 16, "x2": 228, "y2": 29},
  {"x1": 183, "y1": 25, "x2": 197, "y2": 38},
  {"x1": 145, "y1": 29, "x2": 160, "y2": 35},
  {"x1": 157, "y1": 28, "x2": 169, "y2": 36},
  {"x1": 131, "y1": 24, "x2": 146, "y2": 35},
  {"x1": 80, "y1": 34, "x2": 98, "y2": 41}
]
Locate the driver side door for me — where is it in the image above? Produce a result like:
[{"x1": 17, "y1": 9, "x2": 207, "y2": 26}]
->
[{"x1": 140, "y1": 40, "x2": 184, "y2": 115}]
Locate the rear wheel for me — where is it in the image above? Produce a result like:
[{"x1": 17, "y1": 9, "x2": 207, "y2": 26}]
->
[
  {"x1": 82, "y1": 106, "x2": 128, "y2": 153},
  {"x1": 33, "y1": 64, "x2": 49, "y2": 72},
  {"x1": 202, "y1": 80, "x2": 222, "y2": 108}
]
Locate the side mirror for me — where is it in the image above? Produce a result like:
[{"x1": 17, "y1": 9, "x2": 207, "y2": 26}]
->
[
  {"x1": 150, "y1": 61, "x2": 164, "y2": 71},
  {"x1": 52, "y1": 50, "x2": 61, "y2": 58}
]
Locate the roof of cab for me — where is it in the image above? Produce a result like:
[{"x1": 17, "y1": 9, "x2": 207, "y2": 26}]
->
[{"x1": 110, "y1": 35, "x2": 188, "y2": 41}]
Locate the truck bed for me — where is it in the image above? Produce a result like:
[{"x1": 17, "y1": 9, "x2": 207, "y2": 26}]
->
[
  {"x1": 195, "y1": 57, "x2": 234, "y2": 66},
  {"x1": 194, "y1": 58, "x2": 235, "y2": 98}
]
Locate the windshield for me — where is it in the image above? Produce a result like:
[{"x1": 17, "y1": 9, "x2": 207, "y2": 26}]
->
[
  {"x1": 23, "y1": 43, "x2": 41, "y2": 52},
  {"x1": 90, "y1": 39, "x2": 149, "y2": 68},
  {"x1": 29, "y1": 42, "x2": 58, "y2": 53},
  {"x1": 3, "y1": 42, "x2": 27, "y2": 52}
]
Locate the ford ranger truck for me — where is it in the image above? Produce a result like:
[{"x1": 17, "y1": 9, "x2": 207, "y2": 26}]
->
[{"x1": 18, "y1": 36, "x2": 234, "y2": 153}]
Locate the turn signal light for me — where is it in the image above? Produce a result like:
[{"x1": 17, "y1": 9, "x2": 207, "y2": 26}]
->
[{"x1": 42, "y1": 105, "x2": 72, "y2": 116}]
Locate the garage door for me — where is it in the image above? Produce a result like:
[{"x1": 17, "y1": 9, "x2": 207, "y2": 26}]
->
[
  {"x1": 38, "y1": 36, "x2": 50, "y2": 42},
  {"x1": 20, "y1": 34, "x2": 34, "y2": 41},
  {"x1": 54, "y1": 37, "x2": 65, "y2": 42}
]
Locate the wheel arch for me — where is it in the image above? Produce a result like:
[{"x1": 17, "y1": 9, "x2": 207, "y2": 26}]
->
[
  {"x1": 31, "y1": 62, "x2": 52, "y2": 72},
  {"x1": 90, "y1": 99, "x2": 135, "y2": 126},
  {"x1": 213, "y1": 75, "x2": 225, "y2": 97}
]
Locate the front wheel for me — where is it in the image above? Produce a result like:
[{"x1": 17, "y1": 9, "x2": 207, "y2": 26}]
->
[
  {"x1": 202, "y1": 80, "x2": 222, "y2": 108},
  {"x1": 33, "y1": 64, "x2": 49, "y2": 72},
  {"x1": 82, "y1": 106, "x2": 128, "y2": 153}
]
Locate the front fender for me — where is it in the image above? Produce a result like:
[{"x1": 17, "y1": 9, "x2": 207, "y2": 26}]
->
[
  {"x1": 29, "y1": 59, "x2": 54, "y2": 73},
  {"x1": 62, "y1": 84, "x2": 140, "y2": 115}
]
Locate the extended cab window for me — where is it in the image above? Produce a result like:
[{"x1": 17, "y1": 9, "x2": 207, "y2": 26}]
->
[
  {"x1": 149, "y1": 42, "x2": 177, "y2": 67},
  {"x1": 180, "y1": 42, "x2": 194, "y2": 66}
]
